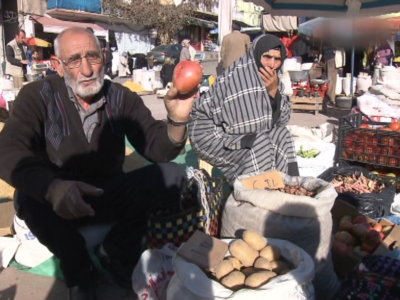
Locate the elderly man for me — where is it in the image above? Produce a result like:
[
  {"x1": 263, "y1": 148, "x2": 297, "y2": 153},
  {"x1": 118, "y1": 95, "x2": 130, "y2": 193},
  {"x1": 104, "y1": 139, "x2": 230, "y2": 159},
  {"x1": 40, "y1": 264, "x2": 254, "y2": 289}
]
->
[
  {"x1": 6, "y1": 29, "x2": 28, "y2": 88},
  {"x1": 0, "y1": 27, "x2": 196, "y2": 300}
]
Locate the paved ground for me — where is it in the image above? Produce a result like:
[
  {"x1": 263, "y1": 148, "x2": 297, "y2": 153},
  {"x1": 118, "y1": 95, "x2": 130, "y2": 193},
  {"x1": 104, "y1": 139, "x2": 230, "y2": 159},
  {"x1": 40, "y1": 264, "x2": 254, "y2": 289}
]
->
[{"x1": 0, "y1": 61, "x2": 351, "y2": 300}]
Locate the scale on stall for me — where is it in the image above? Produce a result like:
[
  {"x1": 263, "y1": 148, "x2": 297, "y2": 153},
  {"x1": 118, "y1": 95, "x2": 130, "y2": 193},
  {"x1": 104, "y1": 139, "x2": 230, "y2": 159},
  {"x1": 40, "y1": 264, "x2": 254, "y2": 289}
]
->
[{"x1": 27, "y1": 63, "x2": 49, "y2": 82}]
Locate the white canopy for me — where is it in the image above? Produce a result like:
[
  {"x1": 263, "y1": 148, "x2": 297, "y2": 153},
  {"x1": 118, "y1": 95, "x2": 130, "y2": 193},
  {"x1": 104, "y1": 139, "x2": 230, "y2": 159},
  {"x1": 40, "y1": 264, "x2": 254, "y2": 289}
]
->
[{"x1": 263, "y1": 15, "x2": 298, "y2": 32}]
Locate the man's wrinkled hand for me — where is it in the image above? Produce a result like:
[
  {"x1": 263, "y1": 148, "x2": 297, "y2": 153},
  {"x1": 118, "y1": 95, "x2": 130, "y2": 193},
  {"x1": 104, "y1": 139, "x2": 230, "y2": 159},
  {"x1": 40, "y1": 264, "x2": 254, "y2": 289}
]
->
[
  {"x1": 164, "y1": 84, "x2": 201, "y2": 122},
  {"x1": 259, "y1": 67, "x2": 279, "y2": 98},
  {"x1": 45, "y1": 179, "x2": 103, "y2": 220}
]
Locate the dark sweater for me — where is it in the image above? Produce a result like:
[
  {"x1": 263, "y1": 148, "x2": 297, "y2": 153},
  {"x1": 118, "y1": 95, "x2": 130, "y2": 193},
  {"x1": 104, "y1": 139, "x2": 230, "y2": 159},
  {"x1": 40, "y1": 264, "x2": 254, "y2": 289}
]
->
[
  {"x1": 0, "y1": 75, "x2": 185, "y2": 202},
  {"x1": 160, "y1": 64, "x2": 176, "y2": 85}
]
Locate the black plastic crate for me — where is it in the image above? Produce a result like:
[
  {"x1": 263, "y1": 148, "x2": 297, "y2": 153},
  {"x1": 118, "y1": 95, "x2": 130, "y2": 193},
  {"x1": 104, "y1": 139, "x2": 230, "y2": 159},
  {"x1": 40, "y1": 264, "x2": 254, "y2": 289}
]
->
[
  {"x1": 338, "y1": 113, "x2": 400, "y2": 169},
  {"x1": 339, "y1": 159, "x2": 400, "y2": 192}
]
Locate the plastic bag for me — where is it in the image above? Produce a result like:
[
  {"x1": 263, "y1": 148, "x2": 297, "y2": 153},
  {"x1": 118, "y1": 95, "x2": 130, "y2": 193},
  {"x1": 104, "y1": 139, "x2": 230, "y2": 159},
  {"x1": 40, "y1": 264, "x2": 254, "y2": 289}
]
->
[
  {"x1": 132, "y1": 243, "x2": 177, "y2": 300},
  {"x1": 318, "y1": 166, "x2": 395, "y2": 218},
  {"x1": 295, "y1": 141, "x2": 336, "y2": 169},
  {"x1": 13, "y1": 215, "x2": 54, "y2": 268},
  {"x1": 166, "y1": 238, "x2": 315, "y2": 300}
]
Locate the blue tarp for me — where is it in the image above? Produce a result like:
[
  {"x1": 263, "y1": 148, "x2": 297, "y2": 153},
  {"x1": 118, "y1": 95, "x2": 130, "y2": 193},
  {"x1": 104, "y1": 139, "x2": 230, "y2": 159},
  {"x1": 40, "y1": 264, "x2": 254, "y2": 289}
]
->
[{"x1": 47, "y1": 0, "x2": 101, "y2": 14}]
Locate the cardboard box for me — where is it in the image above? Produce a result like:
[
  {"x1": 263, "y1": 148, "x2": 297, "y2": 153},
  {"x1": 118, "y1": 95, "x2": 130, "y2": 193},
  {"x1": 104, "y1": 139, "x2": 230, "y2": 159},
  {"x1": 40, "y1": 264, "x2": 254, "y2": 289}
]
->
[
  {"x1": 0, "y1": 200, "x2": 15, "y2": 236},
  {"x1": 176, "y1": 230, "x2": 229, "y2": 272},
  {"x1": 331, "y1": 199, "x2": 400, "y2": 278}
]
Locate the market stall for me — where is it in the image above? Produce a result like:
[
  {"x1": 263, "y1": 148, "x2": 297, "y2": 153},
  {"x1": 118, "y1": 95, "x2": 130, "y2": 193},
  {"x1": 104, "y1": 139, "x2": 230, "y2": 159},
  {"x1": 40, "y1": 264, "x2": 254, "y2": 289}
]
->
[{"x1": 1, "y1": 2, "x2": 400, "y2": 298}]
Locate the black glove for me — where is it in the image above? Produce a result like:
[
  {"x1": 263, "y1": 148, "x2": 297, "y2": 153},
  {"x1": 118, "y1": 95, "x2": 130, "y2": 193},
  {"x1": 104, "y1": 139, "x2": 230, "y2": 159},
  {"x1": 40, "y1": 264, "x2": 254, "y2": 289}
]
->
[{"x1": 45, "y1": 179, "x2": 103, "y2": 220}]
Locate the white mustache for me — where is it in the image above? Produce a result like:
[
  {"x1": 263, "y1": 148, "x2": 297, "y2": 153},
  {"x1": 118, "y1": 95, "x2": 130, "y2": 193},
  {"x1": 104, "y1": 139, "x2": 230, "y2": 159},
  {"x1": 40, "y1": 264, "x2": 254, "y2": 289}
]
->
[{"x1": 78, "y1": 76, "x2": 98, "y2": 84}]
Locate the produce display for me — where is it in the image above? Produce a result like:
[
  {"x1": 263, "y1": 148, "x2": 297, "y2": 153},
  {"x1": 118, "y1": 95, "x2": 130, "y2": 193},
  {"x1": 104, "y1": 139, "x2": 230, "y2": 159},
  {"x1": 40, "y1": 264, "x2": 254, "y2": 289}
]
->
[
  {"x1": 341, "y1": 125, "x2": 400, "y2": 168},
  {"x1": 172, "y1": 61, "x2": 203, "y2": 94},
  {"x1": 340, "y1": 121, "x2": 400, "y2": 191},
  {"x1": 332, "y1": 215, "x2": 394, "y2": 256},
  {"x1": 277, "y1": 185, "x2": 317, "y2": 197},
  {"x1": 212, "y1": 230, "x2": 293, "y2": 291},
  {"x1": 297, "y1": 145, "x2": 320, "y2": 159},
  {"x1": 331, "y1": 173, "x2": 386, "y2": 194}
]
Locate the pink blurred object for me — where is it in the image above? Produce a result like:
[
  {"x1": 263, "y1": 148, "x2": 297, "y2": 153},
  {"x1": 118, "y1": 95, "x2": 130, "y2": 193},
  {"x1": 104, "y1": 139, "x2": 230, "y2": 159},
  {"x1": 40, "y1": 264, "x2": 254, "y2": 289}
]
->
[{"x1": 0, "y1": 93, "x2": 6, "y2": 109}]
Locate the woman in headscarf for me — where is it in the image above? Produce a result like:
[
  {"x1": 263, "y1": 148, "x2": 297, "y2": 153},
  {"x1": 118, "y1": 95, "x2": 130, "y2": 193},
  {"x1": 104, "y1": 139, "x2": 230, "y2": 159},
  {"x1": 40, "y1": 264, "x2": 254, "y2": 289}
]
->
[{"x1": 189, "y1": 34, "x2": 299, "y2": 183}]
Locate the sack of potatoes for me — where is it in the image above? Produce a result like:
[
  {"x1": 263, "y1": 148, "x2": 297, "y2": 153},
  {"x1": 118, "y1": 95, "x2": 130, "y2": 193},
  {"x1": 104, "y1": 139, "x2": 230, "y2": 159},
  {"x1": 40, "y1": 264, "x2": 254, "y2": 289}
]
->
[
  {"x1": 166, "y1": 230, "x2": 315, "y2": 300},
  {"x1": 212, "y1": 230, "x2": 308, "y2": 291}
]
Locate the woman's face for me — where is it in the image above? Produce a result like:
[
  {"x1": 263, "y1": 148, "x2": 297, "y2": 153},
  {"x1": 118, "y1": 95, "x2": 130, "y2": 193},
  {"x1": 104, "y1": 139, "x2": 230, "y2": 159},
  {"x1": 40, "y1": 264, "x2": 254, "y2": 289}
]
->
[{"x1": 261, "y1": 49, "x2": 282, "y2": 70}]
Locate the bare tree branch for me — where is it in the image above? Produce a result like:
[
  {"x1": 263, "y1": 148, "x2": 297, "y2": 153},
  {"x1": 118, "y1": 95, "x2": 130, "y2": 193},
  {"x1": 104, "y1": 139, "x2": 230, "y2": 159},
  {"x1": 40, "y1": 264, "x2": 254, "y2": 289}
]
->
[{"x1": 102, "y1": 0, "x2": 215, "y2": 44}]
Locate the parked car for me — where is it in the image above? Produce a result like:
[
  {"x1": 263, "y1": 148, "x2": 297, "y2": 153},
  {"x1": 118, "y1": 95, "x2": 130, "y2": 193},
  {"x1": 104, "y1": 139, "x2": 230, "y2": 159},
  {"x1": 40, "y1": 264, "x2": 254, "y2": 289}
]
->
[{"x1": 146, "y1": 44, "x2": 182, "y2": 64}]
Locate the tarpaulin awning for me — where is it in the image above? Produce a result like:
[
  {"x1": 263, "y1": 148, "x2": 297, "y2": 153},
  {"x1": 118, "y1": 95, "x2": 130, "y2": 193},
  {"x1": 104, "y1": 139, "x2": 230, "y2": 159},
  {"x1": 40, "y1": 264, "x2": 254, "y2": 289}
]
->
[
  {"x1": 246, "y1": 0, "x2": 400, "y2": 18},
  {"x1": 189, "y1": 18, "x2": 217, "y2": 29},
  {"x1": 31, "y1": 15, "x2": 108, "y2": 36},
  {"x1": 298, "y1": 16, "x2": 399, "y2": 41},
  {"x1": 263, "y1": 15, "x2": 298, "y2": 32}
]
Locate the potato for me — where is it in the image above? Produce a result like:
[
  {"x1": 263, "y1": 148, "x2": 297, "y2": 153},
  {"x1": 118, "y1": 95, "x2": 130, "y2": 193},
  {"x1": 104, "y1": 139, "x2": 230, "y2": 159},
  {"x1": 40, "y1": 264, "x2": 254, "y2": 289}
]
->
[
  {"x1": 241, "y1": 267, "x2": 259, "y2": 277},
  {"x1": 245, "y1": 271, "x2": 277, "y2": 288},
  {"x1": 339, "y1": 220, "x2": 353, "y2": 232},
  {"x1": 220, "y1": 271, "x2": 245, "y2": 290},
  {"x1": 242, "y1": 230, "x2": 266, "y2": 251},
  {"x1": 340, "y1": 215, "x2": 352, "y2": 223},
  {"x1": 253, "y1": 257, "x2": 272, "y2": 271},
  {"x1": 260, "y1": 245, "x2": 281, "y2": 261},
  {"x1": 270, "y1": 260, "x2": 289, "y2": 274},
  {"x1": 335, "y1": 231, "x2": 356, "y2": 246},
  {"x1": 229, "y1": 240, "x2": 259, "y2": 267},
  {"x1": 227, "y1": 257, "x2": 242, "y2": 270},
  {"x1": 215, "y1": 260, "x2": 234, "y2": 280}
]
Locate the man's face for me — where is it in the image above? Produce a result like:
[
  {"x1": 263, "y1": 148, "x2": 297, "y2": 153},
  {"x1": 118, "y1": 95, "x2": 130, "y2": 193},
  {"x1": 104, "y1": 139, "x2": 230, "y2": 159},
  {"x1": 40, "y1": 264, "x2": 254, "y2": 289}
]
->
[
  {"x1": 16, "y1": 31, "x2": 25, "y2": 44},
  {"x1": 57, "y1": 31, "x2": 105, "y2": 99},
  {"x1": 261, "y1": 49, "x2": 282, "y2": 70}
]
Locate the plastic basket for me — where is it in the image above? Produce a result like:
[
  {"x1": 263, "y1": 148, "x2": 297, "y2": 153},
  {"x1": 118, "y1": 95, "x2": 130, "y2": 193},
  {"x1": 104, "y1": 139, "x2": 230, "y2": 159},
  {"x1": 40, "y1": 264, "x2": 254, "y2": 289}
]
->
[{"x1": 338, "y1": 113, "x2": 400, "y2": 170}]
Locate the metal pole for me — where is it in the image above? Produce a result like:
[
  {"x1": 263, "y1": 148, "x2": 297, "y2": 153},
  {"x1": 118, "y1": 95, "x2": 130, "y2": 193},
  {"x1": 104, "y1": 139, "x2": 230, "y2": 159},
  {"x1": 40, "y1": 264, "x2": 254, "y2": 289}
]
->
[
  {"x1": 351, "y1": 45, "x2": 355, "y2": 95},
  {"x1": 350, "y1": 19, "x2": 355, "y2": 96}
]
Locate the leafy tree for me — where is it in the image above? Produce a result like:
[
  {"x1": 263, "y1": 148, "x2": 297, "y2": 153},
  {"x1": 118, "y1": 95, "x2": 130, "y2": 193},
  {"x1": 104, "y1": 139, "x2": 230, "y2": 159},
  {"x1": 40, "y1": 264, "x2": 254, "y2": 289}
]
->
[{"x1": 102, "y1": 0, "x2": 214, "y2": 44}]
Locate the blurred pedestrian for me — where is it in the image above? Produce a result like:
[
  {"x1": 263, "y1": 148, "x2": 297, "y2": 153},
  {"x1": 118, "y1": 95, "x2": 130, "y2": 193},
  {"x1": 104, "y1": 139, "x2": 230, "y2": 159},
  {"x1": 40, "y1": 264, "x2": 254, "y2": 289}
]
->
[
  {"x1": 220, "y1": 22, "x2": 251, "y2": 70},
  {"x1": 375, "y1": 37, "x2": 394, "y2": 67},
  {"x1": 148, "y1": 55, "x2": 156, "y2": 69},
  {"x1": 180, "y1": 40, "x2": 191, "y2": 61},
  {"x1": 119, "y1": 51, "x2": 131, "y2": 78},
  {"x1": 310, "y1": 40, "x2": 338, "y2": 104},
  {"x1": 6, "y1": 29, "x2": 28, "y2": 88},
  {"x1": 160, "y1": 57, "x2": 176, "y2": 88},
  {"x1": 188, "y1": 41, "x2": 196, "y2": 61}
]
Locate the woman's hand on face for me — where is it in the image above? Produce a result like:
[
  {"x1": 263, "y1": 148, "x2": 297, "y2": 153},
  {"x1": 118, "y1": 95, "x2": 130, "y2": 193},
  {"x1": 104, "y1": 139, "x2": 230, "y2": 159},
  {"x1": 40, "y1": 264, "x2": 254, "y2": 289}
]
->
[{"x1": 259, "y1": 67, "x2": 278, "y2": 98}]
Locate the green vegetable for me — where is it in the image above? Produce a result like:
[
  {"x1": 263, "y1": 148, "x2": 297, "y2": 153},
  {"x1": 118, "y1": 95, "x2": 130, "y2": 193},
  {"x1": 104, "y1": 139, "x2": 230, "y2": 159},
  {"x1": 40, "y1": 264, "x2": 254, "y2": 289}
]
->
[{"x1": 297, "y1": 145, "x2": 320, "y2": 159}]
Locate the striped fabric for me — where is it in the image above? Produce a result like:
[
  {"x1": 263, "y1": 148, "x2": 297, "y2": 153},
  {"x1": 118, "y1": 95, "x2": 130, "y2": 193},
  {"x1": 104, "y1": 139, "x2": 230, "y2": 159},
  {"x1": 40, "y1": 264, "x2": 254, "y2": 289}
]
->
[{"x1": 189, "y1": 35, "x2": 296, "y2": 183}]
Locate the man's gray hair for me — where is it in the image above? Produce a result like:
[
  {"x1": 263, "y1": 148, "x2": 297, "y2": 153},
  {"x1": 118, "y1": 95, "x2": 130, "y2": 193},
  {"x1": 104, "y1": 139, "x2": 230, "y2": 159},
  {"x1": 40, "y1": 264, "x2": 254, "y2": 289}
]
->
[{"x1": 54, "y1": 27, "x2": 102, "y2": 58}]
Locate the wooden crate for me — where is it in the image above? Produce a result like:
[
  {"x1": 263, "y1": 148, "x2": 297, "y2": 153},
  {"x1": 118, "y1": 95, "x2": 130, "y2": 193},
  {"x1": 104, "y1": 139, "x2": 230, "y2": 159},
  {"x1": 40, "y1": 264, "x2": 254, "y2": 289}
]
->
[{"x1": 290, "y1": 96, "x2": 323, "y2": 115}]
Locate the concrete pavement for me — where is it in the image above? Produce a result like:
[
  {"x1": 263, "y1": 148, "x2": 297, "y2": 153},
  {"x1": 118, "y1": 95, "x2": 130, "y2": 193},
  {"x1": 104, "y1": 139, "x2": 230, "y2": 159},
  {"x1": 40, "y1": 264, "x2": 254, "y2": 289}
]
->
[{"x1": 142, "y1": 92, "x2": 350, "y2": 126}]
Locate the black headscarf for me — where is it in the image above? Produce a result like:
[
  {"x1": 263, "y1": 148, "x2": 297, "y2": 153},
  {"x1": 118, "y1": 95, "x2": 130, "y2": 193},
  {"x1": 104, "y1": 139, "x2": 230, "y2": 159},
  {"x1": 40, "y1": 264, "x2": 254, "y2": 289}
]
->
[{"x1": 253, "y1": 34, "x2": 287, "y2": 71}]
